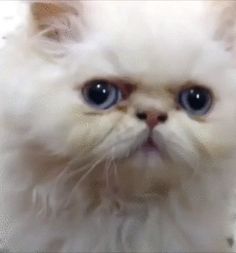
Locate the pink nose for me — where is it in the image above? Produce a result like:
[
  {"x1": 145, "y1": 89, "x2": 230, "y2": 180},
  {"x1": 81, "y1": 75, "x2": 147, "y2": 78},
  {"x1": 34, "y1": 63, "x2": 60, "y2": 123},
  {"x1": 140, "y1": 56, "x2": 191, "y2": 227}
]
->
[{"x1": 136, "y1": 110, "x2": 168, "y2": 129}]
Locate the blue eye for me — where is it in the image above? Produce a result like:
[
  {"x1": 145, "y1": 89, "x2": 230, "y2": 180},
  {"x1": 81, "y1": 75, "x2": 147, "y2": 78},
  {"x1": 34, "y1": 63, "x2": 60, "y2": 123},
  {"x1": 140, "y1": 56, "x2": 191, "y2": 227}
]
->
[
  {"x1": 179, "y1": 86, "x2": 212, "y2": 116},
  {"x1": 83, "y1": 80, "x2": 123, "y2": 109}
]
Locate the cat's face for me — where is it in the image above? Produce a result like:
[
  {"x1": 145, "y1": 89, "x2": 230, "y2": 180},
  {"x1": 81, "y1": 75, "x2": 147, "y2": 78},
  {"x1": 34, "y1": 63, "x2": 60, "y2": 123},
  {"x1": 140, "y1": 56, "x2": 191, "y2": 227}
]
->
[{"x1": 3, "y1": 1, "x2": 236, "y2": 182}]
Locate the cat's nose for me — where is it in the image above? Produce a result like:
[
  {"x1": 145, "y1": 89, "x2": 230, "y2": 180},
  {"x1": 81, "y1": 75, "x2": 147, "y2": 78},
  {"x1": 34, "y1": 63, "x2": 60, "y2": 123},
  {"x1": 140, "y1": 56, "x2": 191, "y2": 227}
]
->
[{"x1": 136, "y1": 110, "x2": 168, "y2": 129}]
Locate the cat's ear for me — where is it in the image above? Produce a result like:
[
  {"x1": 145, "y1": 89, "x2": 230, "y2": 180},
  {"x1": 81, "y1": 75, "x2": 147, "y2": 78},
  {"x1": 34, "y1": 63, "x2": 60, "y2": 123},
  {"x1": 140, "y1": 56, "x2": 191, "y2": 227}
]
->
[
  {"x1": 29, "y1": 1, "x2": 81, "y2": 41},
  {"x1": 212, "y1": 1, "x2": 236, "y2": 53}
]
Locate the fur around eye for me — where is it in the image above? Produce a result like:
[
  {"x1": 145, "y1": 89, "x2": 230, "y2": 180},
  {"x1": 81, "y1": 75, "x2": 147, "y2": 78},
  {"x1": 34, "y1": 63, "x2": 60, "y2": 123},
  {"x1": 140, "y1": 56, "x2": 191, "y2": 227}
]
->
[{"x1": 178, "y1": 86, "x2": 213, "y2": 116}]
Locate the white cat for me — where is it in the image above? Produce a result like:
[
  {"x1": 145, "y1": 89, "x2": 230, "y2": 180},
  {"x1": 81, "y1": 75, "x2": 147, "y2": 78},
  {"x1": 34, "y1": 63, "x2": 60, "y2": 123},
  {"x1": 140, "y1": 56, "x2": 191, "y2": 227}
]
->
[{"x1": 0, "y1": 1, "x2": 236, "y2": 252}]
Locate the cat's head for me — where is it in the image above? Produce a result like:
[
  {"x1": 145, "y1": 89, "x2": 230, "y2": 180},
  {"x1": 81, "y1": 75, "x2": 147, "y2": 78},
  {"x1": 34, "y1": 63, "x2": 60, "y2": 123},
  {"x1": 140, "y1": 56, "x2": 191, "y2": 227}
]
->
[{"x1": 2, "y1": 1, "x2": 236, "y2": 184}]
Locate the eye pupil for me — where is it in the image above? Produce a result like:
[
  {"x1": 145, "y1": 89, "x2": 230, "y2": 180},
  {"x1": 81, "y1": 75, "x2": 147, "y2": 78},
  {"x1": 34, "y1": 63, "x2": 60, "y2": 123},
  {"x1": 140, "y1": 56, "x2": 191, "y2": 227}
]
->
[
  {"x1": 187, "y1": 88, "x2": 208, "y2": 110},
  {"x1": 87, "y1": 82, "x2": 110, "y2": 105},
  {"x1": 179, "y1": 86, "x2": 212, "y2": 116}
]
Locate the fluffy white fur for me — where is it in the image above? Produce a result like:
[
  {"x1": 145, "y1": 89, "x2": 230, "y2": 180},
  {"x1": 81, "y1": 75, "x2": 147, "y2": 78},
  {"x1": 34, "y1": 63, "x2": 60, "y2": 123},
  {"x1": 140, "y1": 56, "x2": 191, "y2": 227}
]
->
[{"x1": 0, "y1": 1, "x2": 236, "y2": 252}]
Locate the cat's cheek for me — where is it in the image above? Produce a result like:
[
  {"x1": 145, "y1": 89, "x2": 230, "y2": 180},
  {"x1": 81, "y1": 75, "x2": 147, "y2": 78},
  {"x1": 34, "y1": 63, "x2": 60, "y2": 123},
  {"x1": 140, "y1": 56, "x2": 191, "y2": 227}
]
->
[
  {"x1": 151, "y1": 112, "x2": 202, "y2": 166},
  {"x1": 93, "y1": 116, "x2": 148, "y2": 159},
  {"x1": 63, "y1": 114, "x2": 120, "y2": 157},
  {"x1": 160, "y1": 109, "x2": 236, "y2": 166},
  {"x1": 190, "y1": 123, "x2": 236, "y2": 160}
]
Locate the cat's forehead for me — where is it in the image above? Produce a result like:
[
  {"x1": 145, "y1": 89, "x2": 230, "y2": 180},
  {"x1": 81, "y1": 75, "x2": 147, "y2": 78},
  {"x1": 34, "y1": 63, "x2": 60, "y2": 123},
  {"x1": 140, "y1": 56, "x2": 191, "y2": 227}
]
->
[
  {"x1": 86, "y1": 1, "x2": 208, "y2": 48},
  {"x1": 81, "y1": 1, "x2": 223, "y2": 87}
]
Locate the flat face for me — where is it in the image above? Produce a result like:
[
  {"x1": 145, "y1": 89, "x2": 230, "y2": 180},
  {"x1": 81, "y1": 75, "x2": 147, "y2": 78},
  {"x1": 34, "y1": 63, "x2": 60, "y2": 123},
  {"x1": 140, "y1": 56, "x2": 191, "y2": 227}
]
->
[
  {"x1": 1, "y1": 1, "x2": 236, "y2": 186},
  {"x1": 60, "y1": 2, "x2": 235, "y2": 178}
]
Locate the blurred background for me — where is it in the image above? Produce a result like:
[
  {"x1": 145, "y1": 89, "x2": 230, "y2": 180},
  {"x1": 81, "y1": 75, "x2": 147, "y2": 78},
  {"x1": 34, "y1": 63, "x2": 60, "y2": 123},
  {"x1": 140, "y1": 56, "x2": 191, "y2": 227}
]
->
[{"x1": 0, "y1": 1, "x2": 26, "y2": 48}]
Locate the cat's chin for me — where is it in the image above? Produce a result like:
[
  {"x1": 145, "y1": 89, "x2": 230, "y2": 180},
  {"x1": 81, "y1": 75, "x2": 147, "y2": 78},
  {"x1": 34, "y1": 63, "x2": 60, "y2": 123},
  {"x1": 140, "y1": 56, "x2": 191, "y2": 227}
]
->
[{"x1": 129, "y1": 146, "x2": 162, "y2": 169}]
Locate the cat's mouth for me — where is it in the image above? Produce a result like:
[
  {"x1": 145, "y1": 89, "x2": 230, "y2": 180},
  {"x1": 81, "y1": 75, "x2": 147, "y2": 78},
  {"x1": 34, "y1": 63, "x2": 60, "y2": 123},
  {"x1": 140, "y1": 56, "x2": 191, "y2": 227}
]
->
[
  {"x1": 140, "y1": 137, "x2": 159, "y2": 153},
  {"x1": 117, "y1": 134, "x2": 163, "y2": 169},
  {"x1": 106, "y1": 133, "x2": 161, "y2": 161}
]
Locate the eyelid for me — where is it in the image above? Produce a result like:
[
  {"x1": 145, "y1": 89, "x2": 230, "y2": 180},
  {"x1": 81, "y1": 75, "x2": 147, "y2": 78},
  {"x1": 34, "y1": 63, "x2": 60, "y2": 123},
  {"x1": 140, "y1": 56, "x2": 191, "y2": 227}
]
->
[
  {"x1": 170, "y1": 83, "x2": 214, "y2": 107},
  {"x1": 81, "y1": 78, "x2": 136, "y2": 111},
  {"x1": 82, "y1": 78, "x2": 136, "y2": 99}
]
